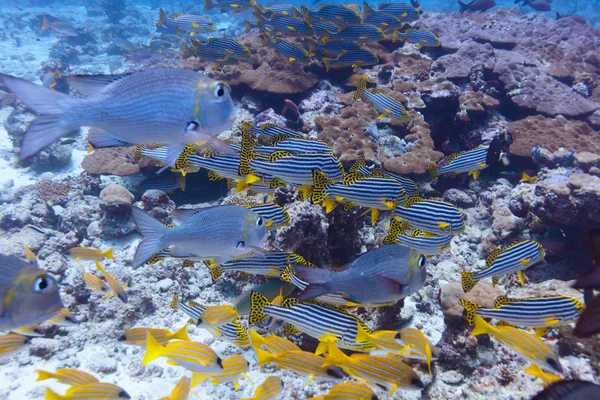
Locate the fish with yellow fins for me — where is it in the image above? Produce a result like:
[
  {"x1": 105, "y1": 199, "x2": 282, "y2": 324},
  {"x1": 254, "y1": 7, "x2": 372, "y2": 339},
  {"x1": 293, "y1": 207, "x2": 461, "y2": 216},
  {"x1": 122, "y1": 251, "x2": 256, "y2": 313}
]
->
[
  {"x1": 157, "y1": 9, "x2": 215, "y2": 35},
  {"x1": 392, "y1": 27, "x2": 440, "y2": 47},
  {"x1": 37, "y1": 368, "x2": 99, "y2": 386},
  {"x1": 322, "y1": 49, "x2": 379, "y2": 72},
  {"x1": 428, "y1": 138, "x2": 503, "y2": 181},
  {"x1": 119, "y1": 324, "x2": 190, "y2": 346},
  {"x1": 394, "y1": 196, "x2": 465, "y2": 235},
  {"x1": 191, "y1": 354, "x2": 250, "y2": 390},
  {"x1": 159, "y1": 376, "x2": 191, "y2": 400},
  {"x1": 205, "y1": 0, "x2": 256, "y2": 13},
  {"x1": 45, "y1": 383, "x2": 131, "y2": 400},
  {"x1": 95, "y1": 262, "x2": 127, "y2": 303},
  {"x1": 0, "y1": 333, "x2": 31, "y2": 358},
  {"x1": 240, "y1": 376, "x2": 283, "y2": 400},
  {"x1": 307, "y1": 382, "x2": 378, "y2": 400},
  {"x1": 354, "y1": 77, "x2": 409, "y2": 121},
  {"x1": 69, "y1": 246, "x2": 114, "y2": 262}
]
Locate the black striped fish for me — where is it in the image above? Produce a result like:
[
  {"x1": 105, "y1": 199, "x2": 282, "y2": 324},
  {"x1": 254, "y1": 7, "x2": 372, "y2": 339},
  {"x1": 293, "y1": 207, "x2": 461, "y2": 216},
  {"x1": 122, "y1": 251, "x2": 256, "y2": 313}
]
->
[
  {"x1": 241, "y1": 121, "x2": 305, "y2": 145},
  {"x1": 187, "y1": 43, "x2": 240, "y2": 67},
  {"x1": 322, "y1": 24, "x2": 385, "y2": 43},
  {"x1": 312, "y1": 170, "x2": 406, "y2": 225},
  {"x1": 394, "y1": 197, "x2": 465, "y2": 235},
  {"x1": 249, "y1": 291, "x2": 374, "y2": 352},
  {"x1": 255, "y1": 347, "x2": 345, "y2": 383},
  {"x1": 301, "y1": 5, "x2": 362, "y2": 25},
  {"x1": 322, "y1": 49, "x2": 379, "y2": 72},
  {"x1": 460, "y1": 239, "x2": 545, "y2": 292},
  {"x1": 157, "y1": 9, "x2": 215, "y2": 34},
  {"x1": 139, "y1": 174, "x2": 186, "y2": 194},
  {"x1": 362, "y1": 2, "x2": 402, "y2": 30},
  {"x1": 354, "y1": 78, "x2": 408, "y2": 121},
  {"x1": 263, "y1": 3, "x2": 300, "y2": 17},
  {"x1": 203, "y1": 251, "x2": 314, "y2": 280},
  {"x1": 239, "y1": 131, "x2": 344, "y2": 194},
  {"x1": 253, "y1": 138, "x2": 332, "y2": 156},
  {"x1": 310, "y1": 21, "x2": 339, "y2": 37},
  {"x1": 428, "y1": 139, "x2": 503, "y2": 180},
  {"x1": 348, "y1": 155, "x2": 419, "y2": 197},
  {"x1": 243, "y1": 203, "x2": 290, "y2": 230},
  {"x1": 245, "y1": 18, "x2": 276, "y2": 34},
  {"x1": 253, "y1": 3, "x2": 274, "y2": 19},
  {"x1": 393, "y1": 28, "x2": 440, "y2": 47},
  {"x1": 204, "y1": 0, "x2": 255, "y2": 13},
  {"x1": 170, "y1": 294, "x2": 250, "y2": 348},
  {"x1": 377, "y1": 2, "x2": 421, "y2": 21},
  {"x1": 257, "y1": 14, "x2": 314, "y2": 36},
  {"x1": 305, "y1": 38, "x2": 362, "y2": 58},
  {"x1": 384, "y1": 217, "x2": 451, "y2": 256},
  {"x1": 193, "y1": 38, "x2": 251, "y2": 59},
  {"x1": 461, "y1": 295, "x2": 585, "y2": 334},
  {"x1": 263, "y1": 35, "x2": 313, "y2": 62}
]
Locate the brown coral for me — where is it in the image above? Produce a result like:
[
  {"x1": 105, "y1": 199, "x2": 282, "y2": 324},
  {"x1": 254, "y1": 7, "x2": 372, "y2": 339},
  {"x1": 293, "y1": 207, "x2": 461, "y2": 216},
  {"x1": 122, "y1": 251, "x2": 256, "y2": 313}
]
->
[
  {"x1": 507, "y1": 115, "x2": 600, "y2": 158},
  {"x1": 81, "y1": 146, "x2": 140, "y2": 176}
]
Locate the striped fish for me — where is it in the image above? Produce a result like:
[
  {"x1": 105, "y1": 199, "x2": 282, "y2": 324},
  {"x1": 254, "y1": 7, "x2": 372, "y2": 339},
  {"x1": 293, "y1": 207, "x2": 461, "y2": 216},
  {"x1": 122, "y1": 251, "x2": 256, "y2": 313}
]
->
[
  {"x1": 36, "y1": 368, "x2": 99, "y2": 386},
  {"x1": 264, "y1": 35, "x2": 312, "y2": 62},
  {"x1": 362, "y1": 2, "x2": 402, "y2": 30},
  {"x1": 162, "y1": 376, "x2": 191, "y2": 400},
  {"x1": 139, "y1": 173, "x2": 186, "y2": 193},
  {"x1": 310, "y1": 21, "x2": 339, "y2": 37},
  {"x1": 305, "y1": 38, "x2": 362, "y2": 58},
  {"x1": 393, "y1": 28, "x2": 440, "y2": 47},
  {"x1": 253, "y1": 138, "x2": 333, "y2": 156},
  {"x1": 315, "y1": 382, "x2": 378, "y2": 400},
  {"x1": 354, "y1": 78, "x2": 408, "y2": 121},
  {"x1": 249, "y1": 329, "x2": 301, "y2": 354},
  {"x1": 323, "y1": 343, "x2": 424, "y2": 393},
  {"x1": 461, "y1": 295, "x2": 584, "y2": 331},
  {"x1": 191, "y1": 354, "x2": 249, "y2": 389},
  {"x1": 241, "y1": 121, "x2": 305, "y2": 144},
  {"x1": 95, "y1": 262, "x2": 127, "y2": 303},
  {"x1": 394, "y1": 197, "x2": 465, "y2": 235},
  {"x1": 45, "y1": 383, "x2": 130, "y2": 400},
  {"x1": 118, "y1": 324, "x2": 190, "y2": 346},
  {"x1": 47, "y1": 307, "x2": 79, "y2": 326},
  {"x1": 312, "y1": 170, "x2": 406, "y2": 225},
  {"x1": 248, "y1": 292, "x2": 374, "y2": 352},
  {"x1": 243, "y1": 203, "x2": 289, "y2": 230},
  {"x1": 171, "y1": 295, "x2": 251, "y2": 348},
  {"x1": 460, "y1": 239, "x2": 546, "y2": 292},
  {"x1": 355, "y1": 323, "x2": 407, "y2": 354},
  {"x1": 428, "y1": 139, "x2": 502, "y2": 180},
  {"x1": 247, "y1": 376, "x2": 283, "y2": 400},
  {"x1": 157, "y1": 9, "x2": 215, "y2": 34},
  {"x1": 11, "y1": 324, "x2": 44, "y2": 337},
  {"x1": 255, "y1": 347, "x2": 345, "y2": 382},
  {"x1": 384, "y1": 217, "x2": 451, "y2": 256},
  {"x1": 190, "y1": 43, "x2": 240, "y2": 67},
  {"x1": 204, "y1": 0, "x2": 255, "y2": 13},
  {"x1": 348, "y1": 155, "x2": 419, "y2": 196},
  {"x1": 197, "y1": 304, "x2": 239, "y2": 329},
  {"x1": 245, "y1": 18, "x2": 276, "y2": 34},
  {"x1": 0, "y1": 334, "x2": 30, "y2": 358},
  {"x1": 263, "y1": 3, "x2": 300, "y2": 17},
  {"x1": 301, "y1": 5, "x2": 362, "y2": 25},
  {"x1": 142, "y1": 333, "x2": 223, "y2": 373},
  {"x1": 322, "y1": 24, "x2": 385, "y2": 43},
  {"x1": 203, "y1": 251, "x2": 312, "y2": 280},
  {"x1": 377, "y1": 2, "x2": 421, "y2": 21},
  {"x1": 395, "y1": 328, "x2": 434, "y2": 373},
  {"x1": 83, "y1": 272, "x2": 110, "y2": 294},
  {"x1": 239, "y1": 131, "x2": 344, "y2": 189},
  {"x1": 470, "y1": 314, "x2": 562, "y2": 374},
  {"x1": 193, "y1": 38, "x2": 251, "y2": 59},
  {"x1": 258, "y1": 14, "x2": 314, "y2": 36},
  {"x1": 322, "y1": 49, "x2": 379, "y2": 72}
]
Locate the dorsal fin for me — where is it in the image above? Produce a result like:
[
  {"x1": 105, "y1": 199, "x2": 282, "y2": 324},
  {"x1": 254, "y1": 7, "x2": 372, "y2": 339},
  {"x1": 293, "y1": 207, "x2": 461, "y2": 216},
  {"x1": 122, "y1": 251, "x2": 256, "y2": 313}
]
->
[
  {"x1": 170, "y1": 208, "x2": 208, "y2": 225},
  {"x1": 493, "y1": 295, "x2": 517, "y2": 308},
  {"x1": 66, "y1": 74, "x2": 129, "y2": 96}
]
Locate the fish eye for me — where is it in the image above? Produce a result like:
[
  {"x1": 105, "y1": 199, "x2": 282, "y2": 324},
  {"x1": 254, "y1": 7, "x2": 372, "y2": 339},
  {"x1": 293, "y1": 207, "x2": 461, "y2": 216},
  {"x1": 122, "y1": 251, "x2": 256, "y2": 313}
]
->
[
  {"x1": 256, "y1": 217, "x2": 264, "y2": 227},
  {"x1": 418, "y1": 255, "x2": 426, "y2": 267},
  {"x1": 214, "y1": 82, "x2": 228, "y2": 99},
  {"x1": 237, "y1": 241, "x2": 245, "y2": 248},
  {"x1": 33, "y1": 275, "x2": 51, "y2": 291}
]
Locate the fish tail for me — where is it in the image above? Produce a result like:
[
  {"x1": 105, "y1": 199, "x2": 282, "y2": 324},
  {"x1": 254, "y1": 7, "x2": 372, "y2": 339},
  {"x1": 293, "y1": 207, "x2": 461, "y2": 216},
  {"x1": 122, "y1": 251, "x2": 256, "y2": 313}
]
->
[
  {"x1": 131, "y1": 207, "x2": 168, "y2": 269},
  {"x1": 470, "y1": 314, "x2": 495, "y2": 337},
  {"x1": 306, "y1": 38, "x2": 317, "y2": 56},
  {"x1": 255, "y1": 13, "x2": 263, "y2": 28},
  {"x1": 203, "y1": 260, "x2": 223, "y2": 281},
  {"x1": 383, "y1": 217, "x2": 408, "y2": 245},
  {"x1": 191, "y1": 371, "x2": 211, "y2": 388},
  {"x1": 428, "y1": 164, "x2": 440, "y2": 181},
  {"x1": 41, "y1": 16, "x2": 49, "y2": 30},
  {"x1": 1, "y1": 74, "x2": 76, "y2": 160},
  {"x1": 157, "y1": 8, "x2": 167, "y2": 26},
  {"x1": 301, "y1": 5, "x2": 311, "y2": 23},
  {"x1": 458, "y1": 1, "x2": 470, "y2": 13},
  {"x1": 295, "y1": 266, "x2": 332, "y2": 302},
  {"x1": 172, "y1": 323, "x2": 190, "y2": 342},
  {"x1": 45, "y1": 388, "x2": 64, "y2": 400},
  {"x1": 245, "y1": 20, "x2": 252, "y2": 33},
  {"x1": 103, "y1": 247, "x2": 114, "y2": 260},
  {"x1": 142, "y1": 332, "x2": 166, "y2": 366},
  {"x1": 182, "y1": 42, "x2": 192, "y2": 60},
  {"x1": 239, "y1": 130, "x2": 257, "y2": 177},
  {"x1": 322, "y1": 30, "x2": 331, "y2": 44},
  {"x1": 459, "y1": 299, "x2": 481, "y2": 326},
  {"x1": 249, "y1": 328, "x2": 266, "y2": 348},
  {"x1": 255, "y1": 347, "x2": 276, "y2": 367},
  {"x1": 311, "y1": 170, "x2": 332, "y2": 204},
  {"x1": 355, "y1": 322, "x2": 372, "y2": 343},
  {"x1": 353, "y1": 78, "x2": 368, "y2": 100},
  {"x1": 392, "y1": 29, "x2": 400, "y2": 43},
  {"x1": 363, "y1": 1, "x2": 373, "y2": 16},
  {"x1": 459, "y1": 271, "x2": 478, "y2": 293},
  {"x1": 248, "y1": 291, "x2": 269, "y2": 325},
  {"x1": 322, "y1": 343, "x2": 349, "y2": 368},
  {"x1": 322, "y1": 57, "x2": 331, "y2": 72},
  {"x1": 36, "y1": 370, "x2": 55, "y2": 382},
  {"x1": 169, "y1": 293, "x2": 180, "y2": 310},
  {"x1": 204, "y1": 0, "x2": 212, "y2": 11}
]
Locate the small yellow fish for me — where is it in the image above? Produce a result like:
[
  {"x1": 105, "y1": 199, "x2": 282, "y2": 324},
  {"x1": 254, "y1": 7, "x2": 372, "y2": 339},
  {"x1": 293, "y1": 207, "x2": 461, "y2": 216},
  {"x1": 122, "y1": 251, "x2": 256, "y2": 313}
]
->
[
  {"x1": 249, "y1": 329, "x2": 301, "y2": 354},
  {"x1": 95, "y1": 262, "x2": 128, "y2": 303},
  {"x1": 142, "y1": 332, "x2": 223, "y2": 373},
  {"x1": 119, "y1": 324, "x2": 189, "y2": 346},
  {"x1": 197, "y1": 304, "x2": 239, "y2": 329},
  {"x1": 520, "y1": 172, "x2": 537, "y2": 184},
  {"x1": 191, "y1": 354, "x2": 250, "y2": 389},
  {"x1": 83, "y1": 272, "x2": 110, "y2": 294},
  {"x1": 240, "y1": 376, "x2": 283, "y2": 400},
  {"x1": 45, "y1": 383, "x2": 130, "y2": 400},
  {"x1": 0, "y1": 333, "x2": 30, "y2": 358},
  {"x1": 159, "y1": 376, "x2": 192, "y2": 400},
  {"x1": 395, "y1": 328, "x2": 433, "y2": 374},
  {"x1": 37, "y1": 368, "x2": 99, "y2": 386},
  {"x1": 69, "y1": 246, "x2": 114, "y2": 261},
  {"x1": 47, "y1": 308, "x2": 79, "y2": 326},
  {"x1": 11, "y1": 324, "x2": 44, "y2": 337},
  {"x1": 308, "y1": 381, "x2": 378, "y2": 400},
  {"x1": 524, "y1": 364, "x2": 563, "y2": 386},
  {"x1": 355, "y1": 323, "x2": 408, "y2": 355}
]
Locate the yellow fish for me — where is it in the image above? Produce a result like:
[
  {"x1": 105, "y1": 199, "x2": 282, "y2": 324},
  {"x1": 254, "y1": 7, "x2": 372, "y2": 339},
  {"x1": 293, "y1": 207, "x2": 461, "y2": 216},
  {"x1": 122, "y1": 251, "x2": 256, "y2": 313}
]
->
[
  {"x1": 308, "y1": 381, "x2": 378, "y2": 400},
  {"x1": 197, "y1": 304, "x2": 239, "y2": 329},
  {"x1": 95, "y1": 262, "x2": 128, "y2": 303},
  {"x1": 142, "y1": 332, "x2": 222, "y2": 373},
  {"x1": 191, "y1": 354, "x2": 250, "y2": 389},
  {"x1": 240, "y1": 376, "x2": 283, "y2": 400},
  {"x1": 520, "y1": 172, "x2": 537, "y2": 184},
  {"x1": 249, "y1": 329, "x2": 301, "y2": 354},
  {"x1": 0, "y1": 333, "x2": 30, "y2": 358},
  {"x1": 159, "y1": 376, "x2": 192, "y2": 400},
  {"x1": 45, "y1": 383, "x2": 130, "y2": 400},
  {"x1": 69, "y1": 246, "x2": 114, "y2": 261},
  {"x1": 119, "y1": 324, "x2": 189, "y2": 346},
  {"x1": 37, "y1": 368, "x2": 99, "y2": 386}
]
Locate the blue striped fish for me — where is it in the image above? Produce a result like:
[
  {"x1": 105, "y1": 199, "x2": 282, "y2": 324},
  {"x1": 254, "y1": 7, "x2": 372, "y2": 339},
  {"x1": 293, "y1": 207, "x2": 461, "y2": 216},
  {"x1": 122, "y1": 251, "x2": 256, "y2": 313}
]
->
[
  {"x1": 428, "y1": 139, "x2": 502, "y2": 180},
  {"x1": 239, "y1": 131, "x2": 344, "y2": 195},
  {"x1": 203, "y1": 251, "x2": 313, "y2": 280},
  {"x1": 362, "y1": 2, "x2": 402, "y2": 30},
  {"x1": 157, "y1": 9, "x2": 215, "y2": 34},
  {"x1": 193, "y1": 38, "x2": 251, "y2": 59},
  {"x1": 348, "y1": 155, "x2": 419, "y2": 197},
  {"x1": 460, "y1": 239, "x2": 546, "y2": 292},
  {"x1": 183, "y1": 42, "x2": 240, "y2": 67},
  {"x1": 241, "y1": 121, "x2": 305, "y2": 145},
  {"x1": 322, "y1": 49, "x2": 379, "y2": 72},
  {"x1": 394, "y1": 197, "x2": 465, "y2": 235},
  {"x1": 139, "y1": 173, "x2": 186, "y2": 194},
  {"x1": 393, "y1": 28, "x2": 439, "y2": 47},
  {"x1": 354, "y1": 78, "x2": 408, "y2": 121},
  {"x1": 249, "y1": 292, "x2": 374, "y2": 352},
  {"x1": 204, "y1": 0, "x2": 255, "y2": 13},
  {"x1": 243, "y1": 203, "x2": 289, "y2": 230},
  {"x1": 305, "y1": 38, "x2": 362, "y2": 58},
  {"x1": 301, "y1": 5, "x2": 362, "y2": 25},
  {"x1": 322, "y1": 24, "x2": 385, "y2": 43},
  {"x1": 257, "y1": 14, "x2": 314, "y2": 36},
  {"x1": 253, "y1": 138, "x2": 333, "y2": 156},
  {"x1": 310, "y1": 21, "x2": 339, "y2": 37},
  {"x1": 377, "y1": 2, "x2": 421, "y2": 22},
  {"x1": 264, "y1": 35, "x2": 313, "y2": 62},
  {"x1": 461, "y1": 295, "x2": 585, "y2": 333},
  {"x1": 255, "y1": 347, "x2": 345, "y2": 382},
  {"x1": 263, "y1": 3, "x2": 300, "y2": 17},
  {"x1": 384, "y1": 217, "x2": 451, "y2": 256},
  {"x1": 312, "y1": 170, "x2": 406, "y2": 225},
  {"x1": 245, "y1": 18, "x2": 275, "y2": 34}
]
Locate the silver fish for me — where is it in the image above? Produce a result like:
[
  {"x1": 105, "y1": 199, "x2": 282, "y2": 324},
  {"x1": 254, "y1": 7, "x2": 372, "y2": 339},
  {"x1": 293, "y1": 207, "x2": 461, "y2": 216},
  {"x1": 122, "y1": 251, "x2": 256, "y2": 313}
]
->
[
  {"x1": 295, "y1": 245, "x2": 426, "y2": 305},
  {"x1": 0, "y1": 68, "x2": 236, "y2": 169},
  {"x1": 131, "y1": 205, "x2": 267, "y2": 268}
]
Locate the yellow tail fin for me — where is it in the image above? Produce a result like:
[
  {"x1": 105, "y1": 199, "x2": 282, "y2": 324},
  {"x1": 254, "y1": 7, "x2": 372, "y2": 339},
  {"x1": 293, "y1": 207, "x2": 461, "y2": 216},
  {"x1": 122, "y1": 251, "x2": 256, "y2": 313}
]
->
[
  {"x1": 36, "y1": 370, "x2": 54, "y2": 382},
  {"x1": 322, "y1": 343, "x2": 350, "y2": 367},
  {"x1": 254, "y1": 347, "x2": 276, "y2": 367},
  {"x1": 355, "y1": 322, "x2": 372, "y2": 344},
  {"x1": 157, "y1": 8, "x2": 168, "y2": 26},
  {"x1": 171, "y1": 323, "x2": 190, "y2": 342},
  {"x1": 45, "y1": 388, "x2": 63, "y2": 400},
  {"x1": 103, "y1": 247, "x2": 114, "y2": 260},
  {"x1": 249, "y1": 329, "x2": 266, "y2": 349},
  {"x1": 142, "y1": 332, "x2": 166, "y2": 366},
  {"x1": 470, "y1": 314, "x2": 495, "y2": 337}
]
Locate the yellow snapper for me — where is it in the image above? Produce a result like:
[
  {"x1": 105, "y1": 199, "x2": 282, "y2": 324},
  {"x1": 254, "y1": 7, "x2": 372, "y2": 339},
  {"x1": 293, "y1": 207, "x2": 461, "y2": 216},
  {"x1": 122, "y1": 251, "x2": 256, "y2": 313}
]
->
[
  {"x1": 191, "y1": 354, "x2": 250, "y2": 389},
  {"x1": 36, "y1": 368, "x2": 99, "y2": 386},
  {"x1": 68, "y1": 246, "x2": 114, "y2": 262},
  {"x1": 119, "y1": 324, "x2": 190, "y2": 346},
  {"x1": 45, "y1": 383, "x2": 130, "y2": 400},
  {"x1": 240, "y1": 376, "x2": 283, "y2": 400},
  {"x1": 159, "y1": 376, "x2": 191, "y2": 400},
  {"x1": 0, "y1": 333, "x2": 30, "y2": 358},
  {"x1": 0, "y1": 253, "x2": 63, "y2": 331},
  {"x1": 307, "y1": 381, "x2": 378, "y2": 400}
]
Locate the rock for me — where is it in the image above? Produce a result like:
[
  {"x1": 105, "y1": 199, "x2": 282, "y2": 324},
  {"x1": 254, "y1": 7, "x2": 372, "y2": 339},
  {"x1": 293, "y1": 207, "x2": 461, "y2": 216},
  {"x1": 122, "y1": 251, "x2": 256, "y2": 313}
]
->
[
  {"x1": 100, "y1": 184, "x2": 134, "y2": 205},
  {"x1": 441, "y1": 280, "x2": 504, "y2": 324},
  {"x1": 444, "y1": 188, "x2": 476, "y2": 208}
]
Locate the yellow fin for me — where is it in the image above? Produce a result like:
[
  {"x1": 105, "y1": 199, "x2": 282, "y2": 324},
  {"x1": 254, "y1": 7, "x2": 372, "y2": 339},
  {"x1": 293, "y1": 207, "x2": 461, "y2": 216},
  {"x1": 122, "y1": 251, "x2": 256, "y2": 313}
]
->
[{"x1": 517, "y1": 270, "x2": 526, "y2": 286}]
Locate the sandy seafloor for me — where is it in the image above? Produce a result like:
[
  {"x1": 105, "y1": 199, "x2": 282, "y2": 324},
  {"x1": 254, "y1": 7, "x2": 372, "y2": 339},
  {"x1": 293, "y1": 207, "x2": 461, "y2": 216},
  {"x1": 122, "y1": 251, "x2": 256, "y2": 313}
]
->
[{"x1": 0, "y1": 3, "x2": 598, "y2": 400}]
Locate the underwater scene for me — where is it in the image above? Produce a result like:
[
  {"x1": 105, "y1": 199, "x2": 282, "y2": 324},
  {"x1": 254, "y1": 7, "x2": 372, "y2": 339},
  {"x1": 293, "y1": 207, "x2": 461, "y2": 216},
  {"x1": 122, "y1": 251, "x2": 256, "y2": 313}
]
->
[{"x1": 0, "y1": 0, "x2": 599, "y2": 399}]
